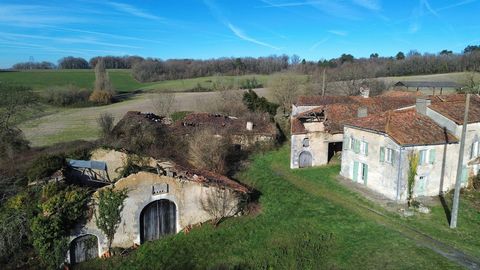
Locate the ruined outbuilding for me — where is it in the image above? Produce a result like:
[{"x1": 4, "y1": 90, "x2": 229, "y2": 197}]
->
[
  {"x1": 172, "y1": 112, "x2": 279, "y2": 148},
  {"x1": 67, "y1": 149, "x2": 249, "y2": 264}
]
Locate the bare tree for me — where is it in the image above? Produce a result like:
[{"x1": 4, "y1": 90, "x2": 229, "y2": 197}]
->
[
  {"x1": 188, "y1": 128, "x2": 229, "y2": 174},
  {"x1": 201, "y1": 185, "x2": 241, "y2": 227},
  {"x1": 90, "y1": 59, "x2": 115, "y2": 105},
  {"x1": 268, "y1": 72, "x2": 306, "y2": 114},
  {"x1": 97, "y1": 113, "x2": 115, "y2": 141},
  {"x1": 151, "y1": 92, "x2": 176, "y2": 116}
]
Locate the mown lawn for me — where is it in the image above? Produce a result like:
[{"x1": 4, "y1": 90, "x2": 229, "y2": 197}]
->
[{"x1": 76, "y1": 147, "x2": 469, "y2": 270}]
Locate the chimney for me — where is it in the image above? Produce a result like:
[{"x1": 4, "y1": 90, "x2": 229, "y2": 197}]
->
[
  {"x1": 246, "y1": 121, "x2": 253, "y2": 131},
  {"x1": 360, "y1": 87, "x2": 370, "y2": 98},
  {"x1": 415, "y1": 98, "x2": 431, "y2": 115},
  {"x1": 357, "y1": 107, "x2": 368, "y2": 118}
]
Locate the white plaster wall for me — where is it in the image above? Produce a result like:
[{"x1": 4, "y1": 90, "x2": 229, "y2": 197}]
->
[
  {"x1": 427, "y1": 108, "x2": 480, "y2": 177},
  {"x1": 341, "y1": 127, "x2": 460, "y2": 202},
  {"x1": 291, "y1": 132, "x2": 342, "y2": 168}
]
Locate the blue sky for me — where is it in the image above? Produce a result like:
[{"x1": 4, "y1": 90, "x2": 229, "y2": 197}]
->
[{"x1": 1, "y1": 0, "x2": 480, "y2": 68}]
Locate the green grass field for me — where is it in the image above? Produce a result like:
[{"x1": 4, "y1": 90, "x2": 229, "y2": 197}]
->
[
  {"x1": 0, "y1": 70, "x2": 273, "y2": 93},
  {"x1": 76, "y1": 147, "x2": 479, "y2": 269}
]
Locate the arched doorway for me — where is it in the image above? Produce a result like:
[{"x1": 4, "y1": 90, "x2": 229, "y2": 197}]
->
[
  {"x1": 299, "y1": 151, "x2": 313, "y2": 168},
  {"x1": 140, "y1": 199, "x2": 177, "y2": 243},
  {"x1": 69, "y1": 234, "x2": 98, "y2": 264}
]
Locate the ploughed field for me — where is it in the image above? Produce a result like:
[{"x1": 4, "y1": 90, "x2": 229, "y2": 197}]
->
[{"x1": 76, "y1": 147, "x2": 480, "y2": 269}]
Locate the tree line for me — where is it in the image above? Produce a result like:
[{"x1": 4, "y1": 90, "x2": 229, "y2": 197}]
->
[{"x1": 9, "y1": 45, "x2": 480, "y2": 82}]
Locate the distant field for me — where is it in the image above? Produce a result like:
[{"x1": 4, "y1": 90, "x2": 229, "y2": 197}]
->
[{"x1": 0, "y1": 69, "x2": 273, "y2": 93}]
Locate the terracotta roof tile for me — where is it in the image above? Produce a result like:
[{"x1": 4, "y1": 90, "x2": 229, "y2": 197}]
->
[
  {"x1": 428, "y1": 95, "x2": 480, "y2": 124},
  {"x1": 292, "y1": 95, "x2": 416, "y2": 134},
  {"x1": 345, "y1": 108, "x2": 458, "y2": 146}
]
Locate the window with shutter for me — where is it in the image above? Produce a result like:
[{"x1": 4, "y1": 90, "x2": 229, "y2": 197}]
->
[
  {"x1": 380, "y1": 147, "x2": 385, "y2": 162},
  {"x1": 429, "y1": 149, "x2": 436, "y2": 164},
  {"x1": 344, "y1": 137, "x2": 350, "y2": 150},
  {"x1": 419, "y1": 150, "x2": 427, "y2": 165}
]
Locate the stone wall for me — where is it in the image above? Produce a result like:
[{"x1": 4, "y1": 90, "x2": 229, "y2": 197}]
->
[{"x1": 68, "y1": 171, "x2": 243, "y2": 261}]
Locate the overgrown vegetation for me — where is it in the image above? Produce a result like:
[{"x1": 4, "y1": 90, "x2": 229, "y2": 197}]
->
[
  {"x1": 242, "y1": 89, "x2": 279, "y2": 116},
  {"x1": 43, "y1": 85, "x2": 91, "y2": 107},
  {"x1": 407, "y1": 151, "x2": 419, "y2": 207},
  {"x1": 0, "y1": 83, "x2": 36, "y2": 160},
  {"x1": 95, "y1": 186, "x2": 128, "y2": 255},
  {"x1": 26, "y1": 154, "x2": 66, "y2": 183},
  {"x1": 188, "y1": 128, "x2": 230, "y2": 174},
  {"x1": 97, "y1": 113, "x2": 115, "y2": 142}
]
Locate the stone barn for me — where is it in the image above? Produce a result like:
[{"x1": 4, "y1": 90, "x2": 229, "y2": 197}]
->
[{"x1": 67, "y1": 150, "x2": 249, "y2": 264}]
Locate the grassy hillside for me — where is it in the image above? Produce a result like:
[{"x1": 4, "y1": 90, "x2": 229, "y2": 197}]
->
[
  {"x1": 0, "y1": 69, "x2": 273, "y2": 93},
  {"x1": 0, "y1": 69, "x2": 146, "y2": 92},
  {"x1": 76, "y1": 147, "x2": 479, "y2": 269}
]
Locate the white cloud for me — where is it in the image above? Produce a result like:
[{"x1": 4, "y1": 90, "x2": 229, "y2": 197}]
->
[
  {"x1": 352, "y1": 0, "x2": 381, "y2": 11},
  {"x1": 309, "y1": 37, "x2": 330, "y2": 51},
  {"x1": 328, "y1": 30, "x2": 348, "y2": 36},
  {"x1": 227, "y1": 23, "x2": 280, "y2": 50},
  {"x1": 107, "y1": 2, "x2": 163, "y2": 20}
]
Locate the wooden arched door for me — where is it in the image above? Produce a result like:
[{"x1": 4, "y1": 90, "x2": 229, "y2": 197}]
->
[
  {"x1": 69, "y1": 234, "x2": 98, "y2": 264},
  {"x1": 299, "y1": 151, "x2": 313, "y2": 168},
  {"x1": 140, "y1": 199, "x2": 177, "y2": 243}
]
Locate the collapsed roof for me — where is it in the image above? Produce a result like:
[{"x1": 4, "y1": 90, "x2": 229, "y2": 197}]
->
[
  {"x1": 172, "y1": 112, "x2": 277, "y2": 136},
  {"x1": 292, "y1": 95, "x2": 417, "y2": 134}
]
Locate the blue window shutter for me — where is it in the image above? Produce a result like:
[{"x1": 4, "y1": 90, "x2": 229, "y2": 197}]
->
[
  {"x1": 429, "y1": 149, "x2": 436, "y2": 164},
  {"x1": 419, "y1": 150, "x2": 425, "y2": 165},
  {"x1": 380, "y1": 147, "x2": 385, "y2": 162},
  {"x1": 461, "y1": 166, "x2": 468, "y2": 184},
  {"x1": 365, "y1": 142, "x2": 369, "y2": 156},
  {"x1": 391, "y1": 149, "x2": 396, "y2": 165},
  {"x1": 364, "y1": 164, "x2": 368, "y2": 184},
  {"x1": 353, "y1": 161, "x2": 359, "y2": 181},
  {"x1": 344, "y1": 137, "x2": 350, "y2": 150}
]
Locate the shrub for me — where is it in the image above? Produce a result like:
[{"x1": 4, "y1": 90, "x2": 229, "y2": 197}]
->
[
  {"x1": 473, "y1": 172, "x2": 480, "y2": 190},
  {"x1": 95, "y1": 186, "x2": 128, "y2": 254},
  {"x1": 31, "y1": 183, "x2": 90, "y2": 269},
  {"x1": 26, "y1": 154, "x2": 66, "y2": 182},
  {"x1": 239, "y1": 77, "x2": 263, "y2": 89},
  {"x1": 89, "y1": 89, "x2": 114, "y2": 105},
  {"x1": 43, "y1": 85, "x2": 91, "y2": 107},
  {"x1": 242, "y1": 89, "x2": 279, "y2": 116},
  {"x1": 97, "y1": 113, "x2": 115, "y2": 141}
]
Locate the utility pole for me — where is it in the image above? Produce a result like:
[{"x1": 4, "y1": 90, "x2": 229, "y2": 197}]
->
[
  {"x1": 450, "y1": 93, "x2": 470, "y2": 229},
  {"x1": 322, "y1": 68, "x2": 326, "y2": 96}
]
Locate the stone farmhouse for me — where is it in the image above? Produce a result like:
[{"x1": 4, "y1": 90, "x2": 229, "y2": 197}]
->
[
  {"x1": 333, "y1": 94, "x2": 479, "y2": 202},
  {"x1": 290, "y1": 91, "x2": 417, "y2": 168}
]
